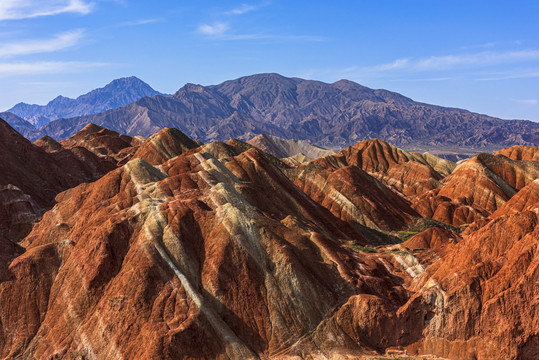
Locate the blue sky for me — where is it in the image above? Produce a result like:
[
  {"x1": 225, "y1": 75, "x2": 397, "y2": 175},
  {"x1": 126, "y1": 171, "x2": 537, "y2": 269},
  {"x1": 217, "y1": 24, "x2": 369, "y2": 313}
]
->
[{"x1": 0, "y1": 0, "x2": 538, "y2": 121}]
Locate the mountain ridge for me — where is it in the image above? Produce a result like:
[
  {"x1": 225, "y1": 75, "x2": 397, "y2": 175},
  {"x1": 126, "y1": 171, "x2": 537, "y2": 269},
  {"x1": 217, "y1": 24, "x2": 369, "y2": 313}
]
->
[{"x1": 33, "y1": 73, "x2": 538, "y2": 152}]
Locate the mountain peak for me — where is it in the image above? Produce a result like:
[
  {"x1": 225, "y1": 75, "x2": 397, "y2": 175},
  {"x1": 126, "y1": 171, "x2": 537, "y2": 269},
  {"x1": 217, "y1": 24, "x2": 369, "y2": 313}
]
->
[
  {"x1": 105, "y1": 76, "x2": 149, "y2": 88},
  {"x1": 7, "y1": 77, "x2": 163, "y2": 127},
  {"x1": 182, "y1": 83, "x2": 205, "y2": 93}
]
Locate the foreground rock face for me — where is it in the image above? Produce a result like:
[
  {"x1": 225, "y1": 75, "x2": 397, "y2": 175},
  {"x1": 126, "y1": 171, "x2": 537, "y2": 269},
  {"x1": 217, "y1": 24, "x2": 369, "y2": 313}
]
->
[
  {"x1": 0, "y1": 124, "x2": 537, "y2": 359},
  {"x1": 0, "y1": 120, "x2": 119, "y2": 241}
]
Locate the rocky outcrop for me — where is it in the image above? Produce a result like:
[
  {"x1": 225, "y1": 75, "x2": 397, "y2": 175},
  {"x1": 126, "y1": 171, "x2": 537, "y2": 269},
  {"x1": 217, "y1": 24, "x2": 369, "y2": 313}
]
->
[
  {"x1": 413, "y1": 210, "x2": 539, "y2": 359},
  {"x1": 0, "y1": 140, "x2": 374, "y2": 359},
  {"x1": 490, "y1": 179, "x2": 539, "y2": 218},
  {"x1": 59, "y1": 123, "x2": 143, "y2": 164},
  {"x1": 286, "y1": 163, "x2": 418, "y2": 231},
  {"x1": 413, "y1": 152, "x2": 456, "y2": 177},
  {"x1": 402, "y1": 226, "x2": 459, "y2": 250}
]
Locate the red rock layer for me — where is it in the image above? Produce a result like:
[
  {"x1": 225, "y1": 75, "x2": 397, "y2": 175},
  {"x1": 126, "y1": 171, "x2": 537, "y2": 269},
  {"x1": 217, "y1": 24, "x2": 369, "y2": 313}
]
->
[
  {"x1": 0, "y1": 120, "x2": 146, "y2": 241},
  {"x1": 412, "y1": 189, "x2": 487, "y2": 226},
  {"x1": 490, "y1": 179, "x2": 539, "y2": 219},
  {"x1": 412, "y1": 153, "x2": 539, "y2": 225},
  {"x1": 287, "y1": 163, "x2": 418, "y2": 231},
  {"x1": 0, "y1": 120, "x2": 119, "y2": 240},
  {"x1": 132, "y1": 127, "x2": 200, "y2": 165},
  {"x1": 59, "y1": 123, "x2": 142, "y2": 163},
  {"x1": 314, "y1": 139, "x2": 444, "y2": 197},
  {"x1": 0, "y1": 126, "x2": 537, "y2": 359},
  {"x1": 402, "y1": 227, "x2": 459, "y2": 250},
  {"x1": 414, "y1": 210, "x2": 539, "y2": 359},
  {"x1": 494, "y1": 145, "x2": 539, "y2": 161}
]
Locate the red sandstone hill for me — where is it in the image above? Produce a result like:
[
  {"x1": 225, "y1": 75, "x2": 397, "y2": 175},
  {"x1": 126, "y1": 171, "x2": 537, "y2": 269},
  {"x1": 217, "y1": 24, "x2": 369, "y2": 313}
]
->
[
  {"x1": 413, "y1": 153, "x2": 539, "y2": 226},
  {"x1": 59, "y1": 123, "x2": 143, "y2": 164},
  {"x1": 0, "y1": 122, "x2": 538, "y2": 359},
  {"x1": 494, "y1": 145, "x2": 539, "y2": 161},
  {"x1": 312, "y1": 138, "x2": 447, "y2": 197},
  {"x1": 0, "y1": 120, "x2": 124, "y2": 241}
]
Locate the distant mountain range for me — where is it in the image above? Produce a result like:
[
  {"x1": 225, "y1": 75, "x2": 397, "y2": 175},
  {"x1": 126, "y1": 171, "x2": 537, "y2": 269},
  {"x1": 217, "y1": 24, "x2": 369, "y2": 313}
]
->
[
  {"x1": 3, "y1": 76, "x2": 163, "y2": 128},
  {"x1": 2, "y1": 73, "x2": 538, "y2": 152}
]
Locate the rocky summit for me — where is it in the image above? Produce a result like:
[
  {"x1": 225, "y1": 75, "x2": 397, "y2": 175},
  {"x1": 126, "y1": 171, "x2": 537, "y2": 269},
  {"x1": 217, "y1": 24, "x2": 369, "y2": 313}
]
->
[{"x1": 0, "y1": 118, "x2": 537, "y2": 360}]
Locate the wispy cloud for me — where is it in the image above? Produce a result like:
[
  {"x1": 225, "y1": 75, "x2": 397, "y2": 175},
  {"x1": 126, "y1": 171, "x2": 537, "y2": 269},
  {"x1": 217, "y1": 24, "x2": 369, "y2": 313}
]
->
[
  {"x1": 224, "y1": 3, "x2": 262, "y2": 15},
  {"x1": 476, "y1": 70, "x2": 539, "y2": 81},
  {"x1": 119, "y1": 18, "x2": 165, "y2": 27},
  {"x1": 460, "y1": 40, "x2": 522, "y2": 51},
  {"x1": 512, "y1": 99, "x2": 538, "y2": 105},
  {"x1": 390, "y1": 77, "x2": 455, "y2": 82},
  {"x1": 0, "y1": 61, "x2": 109, "y2": 76},
  {"x1": 197, "y1": 22, "x2": 324, "y2": 42},
  {"x1": 0, "y1": 29, "x2": 84, "y2": 58},
  {"x1": 369, "y1": 50, "x2": 539, "y2": 73},
  {"x1": 0, "y1": 0, "x2": 93, "y2": 20},
  {"x1": 197, "y1": 22, "x2": 229, "y2": 36}
]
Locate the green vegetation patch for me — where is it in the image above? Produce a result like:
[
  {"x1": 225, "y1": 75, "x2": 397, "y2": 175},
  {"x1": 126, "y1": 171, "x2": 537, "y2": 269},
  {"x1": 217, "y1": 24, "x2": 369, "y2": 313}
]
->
[
  {"x1": 349, "y1": 244, "x2": 378, "y2": 253},
  {"x1": 388, "y1": 217, "x2": 462, "y2": 241}
]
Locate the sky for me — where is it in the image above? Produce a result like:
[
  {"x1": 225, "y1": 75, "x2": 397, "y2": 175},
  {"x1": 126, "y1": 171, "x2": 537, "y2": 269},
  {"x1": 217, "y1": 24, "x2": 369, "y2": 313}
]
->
[{"x1": 0, "y1": 0, "x2": 538, "y2": 121}]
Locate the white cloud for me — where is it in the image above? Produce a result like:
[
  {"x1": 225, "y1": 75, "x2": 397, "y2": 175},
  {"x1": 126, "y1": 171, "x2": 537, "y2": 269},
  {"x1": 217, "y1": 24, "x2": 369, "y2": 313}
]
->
[
  {"x1": 197, "y1": 22, "x2": 230, "y2": 36},
  {"x1": 0, "y1": 29, "x2": 84, "y2": 58},
  {"x1": 0, "y1": 61, "x2": 109, "y2": 76},
  {"x1": 0, "y1": 0, "x2": 93, "y2": 21}
]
